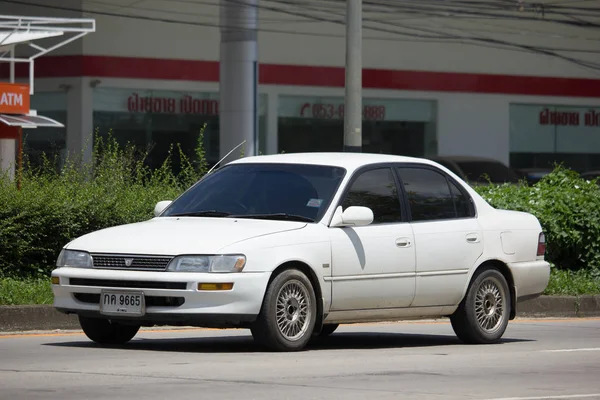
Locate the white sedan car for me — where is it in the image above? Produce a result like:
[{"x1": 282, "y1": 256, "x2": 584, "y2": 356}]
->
[{"x1": 51, "y1": 153, "x2": 550, "y2": 351}]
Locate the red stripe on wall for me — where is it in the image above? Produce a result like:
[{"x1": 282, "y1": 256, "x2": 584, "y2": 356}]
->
[{"x1": 1, "y1": 55, "x2": 599, "y2": 98}]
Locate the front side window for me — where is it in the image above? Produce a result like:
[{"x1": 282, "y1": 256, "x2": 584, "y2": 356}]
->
[
  {"x1": 341, "y1": 168, "x2": 403, "y2": 223},
  {"x1": 162, "y1": 163, "x2": 346, "y2": 222},
  {"x1": 396, "y1": 167, "x2": 473, "y2": 222}
]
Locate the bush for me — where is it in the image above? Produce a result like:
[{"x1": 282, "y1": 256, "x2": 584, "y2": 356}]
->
[
  {"x1": 0, "y1": 128, "x2": 208, "y2": 278},
  {"x1": 474, "y1": 166, "x2": 600, "y2": 273}
]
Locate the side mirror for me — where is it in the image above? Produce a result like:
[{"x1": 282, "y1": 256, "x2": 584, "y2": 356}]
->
[
  {"x1": 154, "y1": 200, "x2": 172, "y2": 217},
  {"x1": 330, "y1": 206, "x2": 374, "y2": 227}
]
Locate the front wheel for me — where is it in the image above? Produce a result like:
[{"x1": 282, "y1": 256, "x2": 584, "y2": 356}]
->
[
  {"x1": 251, "y1": 269, "x2": 317, "y2": 351},
  {"x1": 79, "y1": 316, "x2": 140, "y2": 345},
  {"x1": 450, "y1": 268, "x2": 511, "y2": 344}
]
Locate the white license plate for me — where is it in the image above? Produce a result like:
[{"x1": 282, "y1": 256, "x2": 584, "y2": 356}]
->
[{"x1": 99, "y1": 290, "x2": 145, "y2": 316}]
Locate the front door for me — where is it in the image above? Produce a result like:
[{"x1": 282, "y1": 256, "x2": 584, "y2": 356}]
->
[{"x1": 329, "y1": 167, "x2": 416, "y2": 311}]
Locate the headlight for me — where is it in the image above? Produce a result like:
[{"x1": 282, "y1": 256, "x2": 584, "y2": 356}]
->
[
  {"x1": 56, "y1": 249, "x2": 92, "y2": 268},
  {"x1": 167, "y1": 255, "x2": 246, "y2": 273}
]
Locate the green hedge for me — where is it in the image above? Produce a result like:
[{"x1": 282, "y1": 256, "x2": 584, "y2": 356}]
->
[
  {"x1": 0, "y1": 132, "x2": 208, "y2": 278},
  {"x1": 1, "y1": 132, "x2": 599, "y2": 278},
  {"x1": 474, "y1": 166, "x2": 600, "y2": 273}
]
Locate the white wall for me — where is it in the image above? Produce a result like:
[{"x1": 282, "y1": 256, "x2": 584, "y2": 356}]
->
[
  {"x1": 79, "y1": 0, "x2": 600, "y2": 79},
  {"x1": 437, "y1": 94, "x2": 510, "y2": 164},
  {"x1": 5, "y1": 0, "x2": 598, "y2": 79}
]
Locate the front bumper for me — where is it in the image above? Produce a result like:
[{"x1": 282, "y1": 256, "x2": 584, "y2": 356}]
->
[{"x1": 51, "y1": 267, "x2": 271, "y2": 327}]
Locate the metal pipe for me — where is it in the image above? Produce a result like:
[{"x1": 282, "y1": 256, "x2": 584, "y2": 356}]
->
[
  {"x1": 29, "y1": 58, "x2": 34, "y2": 95},
  {"x1": 9, "y1": 46, "x2": 15, "y2": 83}
]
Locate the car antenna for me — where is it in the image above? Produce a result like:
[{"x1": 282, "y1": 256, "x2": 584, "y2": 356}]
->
[{"x1": 205, "y1": 140, "x2": 247, "y2": 176}]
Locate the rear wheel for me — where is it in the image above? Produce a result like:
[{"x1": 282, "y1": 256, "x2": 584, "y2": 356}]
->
[
  {"x1": 251, "y1": 269, "x2": 317, "y2": 351},
  {"x1": 450, "y1": 268, "x2": 511, "y2": 344},
  {"x1": 79, "y1": 316, "x2": 140, "y2": 345}
]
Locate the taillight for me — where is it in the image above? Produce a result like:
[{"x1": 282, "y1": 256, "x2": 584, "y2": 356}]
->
[{"x1": 537, "y1": 232, "x2": 546, "y2": 257}]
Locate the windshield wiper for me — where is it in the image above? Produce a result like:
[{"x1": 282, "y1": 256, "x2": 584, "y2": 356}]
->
[
  {"x1": 168, "y1": 210, "x2": 232, "y2": 217},
  {"x1": 229, "y1": 213, "x2": 315, "y2": 223}
]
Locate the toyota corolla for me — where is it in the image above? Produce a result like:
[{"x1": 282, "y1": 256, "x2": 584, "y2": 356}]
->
[{"x1": 51, "y1": 153, "x2": 550, "y2": 351}]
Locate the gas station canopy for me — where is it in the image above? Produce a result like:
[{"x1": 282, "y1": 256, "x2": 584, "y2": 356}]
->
[
  {"x1": 0, "y1": 15, "x2": 95, "y2": 180},
  {"x1": 0, "y1": 30, "x2": 64, "y2": 47},
  {"x1": 0, "y1": 15, "x2": 96, "y2": 94},
  {"x1": 0, "y1": 113, "x2": 64, "y2": 128}
]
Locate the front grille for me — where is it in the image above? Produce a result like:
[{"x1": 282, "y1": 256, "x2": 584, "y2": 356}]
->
[
  {"x1": 91, "y1": 254, "x2": 173, "y2": 271},
  {"x1": 69, "y1": 278, "x2": 187, "y2": 290}
]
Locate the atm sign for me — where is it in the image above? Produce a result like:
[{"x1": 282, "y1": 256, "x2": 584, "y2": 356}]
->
[{"x1": 0, "y1": 83, "x2": 29, "y2": 114}]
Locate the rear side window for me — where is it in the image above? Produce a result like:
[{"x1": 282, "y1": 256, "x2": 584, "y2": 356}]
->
[{"x1": 396, "y1": 167, "x2": 475, "y2": 222}]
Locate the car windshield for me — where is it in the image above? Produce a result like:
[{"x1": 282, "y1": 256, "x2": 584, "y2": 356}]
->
[
  {"x1": 456, "y1": 161, "x2": 521, "y2": 184},
  {"x1": 161, "y1": 163, "x2": 347, "y2": 222}
]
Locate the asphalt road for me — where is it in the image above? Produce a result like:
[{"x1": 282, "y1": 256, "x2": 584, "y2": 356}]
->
[{"x1": 1, "y1": 318, "x2": 599, "y2": 400}]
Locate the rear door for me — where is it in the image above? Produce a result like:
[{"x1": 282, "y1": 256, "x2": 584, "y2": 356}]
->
[{"x1": 395, "y1": 165, "x2": 484, "y2": 307}]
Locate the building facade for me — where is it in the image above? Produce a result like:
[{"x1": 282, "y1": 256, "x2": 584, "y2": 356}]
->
[{"x1": 3, "y1": 0, "x2": 600, "y2": 172}]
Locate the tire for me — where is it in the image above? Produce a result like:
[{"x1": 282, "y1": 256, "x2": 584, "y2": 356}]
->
[
  {"x1": 251, "y1": 269, "x2": 317, "y2": 351},
  {"x1": 450, "y1": 267, "x2": 511, "y2": 344},
  {"x1": 318, "y1": 324, "x2": 339, "y2": 337},
  {"x1": 79, "y1": 315, "x2": 140, "y2": 345}
]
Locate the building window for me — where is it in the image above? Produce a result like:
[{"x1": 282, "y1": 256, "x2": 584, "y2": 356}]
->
[
  {"x1": 92, "y1": 88, "x2": 267, "y2": 171},
  {"x1": 277, "y1": 96, "x2": 437, "y2": 157},
  {"x1": 24, "y1": 91, "x2": 67, "y2": 169},
  {"x1": 510, "y1": 103, "x2": 600, "y2": 173}
]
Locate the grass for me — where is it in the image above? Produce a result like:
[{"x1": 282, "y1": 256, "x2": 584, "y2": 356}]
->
[
  {"x1": 544, "y1": 268, "x2": 600, "y2": 296},
  {"x1": 0, "y1": 277, "x2": 53, "y2": 306},
  {"x1": 0, "y1": 268, "x2": 599, "y2": 305}
]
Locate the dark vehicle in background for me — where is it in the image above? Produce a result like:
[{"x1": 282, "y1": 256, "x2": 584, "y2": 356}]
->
[
  {"x1": 517, "y1": 168, "x2": 553, "y2": 185},
  {"x1": 581, "y1": 170, "x2": 600, "y2": 184},
  {"x1": 428, "y1": 156, "x2": 522, "y2": 185}
]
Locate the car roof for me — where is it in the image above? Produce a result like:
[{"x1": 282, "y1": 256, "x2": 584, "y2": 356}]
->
[{"x1": 228, "y1": 152, "x2": 438, "y2": 171}]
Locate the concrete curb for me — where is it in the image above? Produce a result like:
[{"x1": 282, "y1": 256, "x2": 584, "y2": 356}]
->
[
  {"x1": 516, "y1": 295, "x2": 600, "y2": 318},
  {"x1": 1, "y1": 296, "x2": 599, "y2": 333}
]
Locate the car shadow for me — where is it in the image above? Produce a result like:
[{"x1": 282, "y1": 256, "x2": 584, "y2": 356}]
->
[{"x1": 43, "y1": 331, "x2": 534, "y2": 354}]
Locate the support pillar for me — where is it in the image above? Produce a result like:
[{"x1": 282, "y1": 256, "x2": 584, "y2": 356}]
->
[
  {"x1": 0, "y1": 125, "x2": 20, "y2": 181},
  {"x1": 344, "y1": 0, "x2": 363, "y2": 152},
  {"x1": 219, "y1": 0, "x2": 258, "y2": 162},
  {"x1": 66, "y1": 78, "x2": 94, "y2": 165},
  {"x1": 0, "y1": 139, "x2": 16, "y2": 180}
]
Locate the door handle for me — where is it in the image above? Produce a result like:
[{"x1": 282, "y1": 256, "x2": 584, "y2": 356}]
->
[
  {"x1": 396, "y1": 237, "x2": 412, "y2": 247},
  {"x1": 466, "y1": 233, "x2": 480, "y2": 243}
]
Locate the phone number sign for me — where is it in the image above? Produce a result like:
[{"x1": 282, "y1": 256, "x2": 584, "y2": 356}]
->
[{"x1": 299, "y1": 102, "x2": 386, "y2": 121}]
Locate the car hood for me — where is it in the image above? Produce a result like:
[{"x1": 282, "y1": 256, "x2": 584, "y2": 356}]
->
[{"x1": 65, "y1": 217, "x2": 307, "y2": 255}]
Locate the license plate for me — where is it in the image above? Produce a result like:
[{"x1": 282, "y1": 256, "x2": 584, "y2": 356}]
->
[{"x1": 99, "y1": 290, "x2": 145, "y2": 316}]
